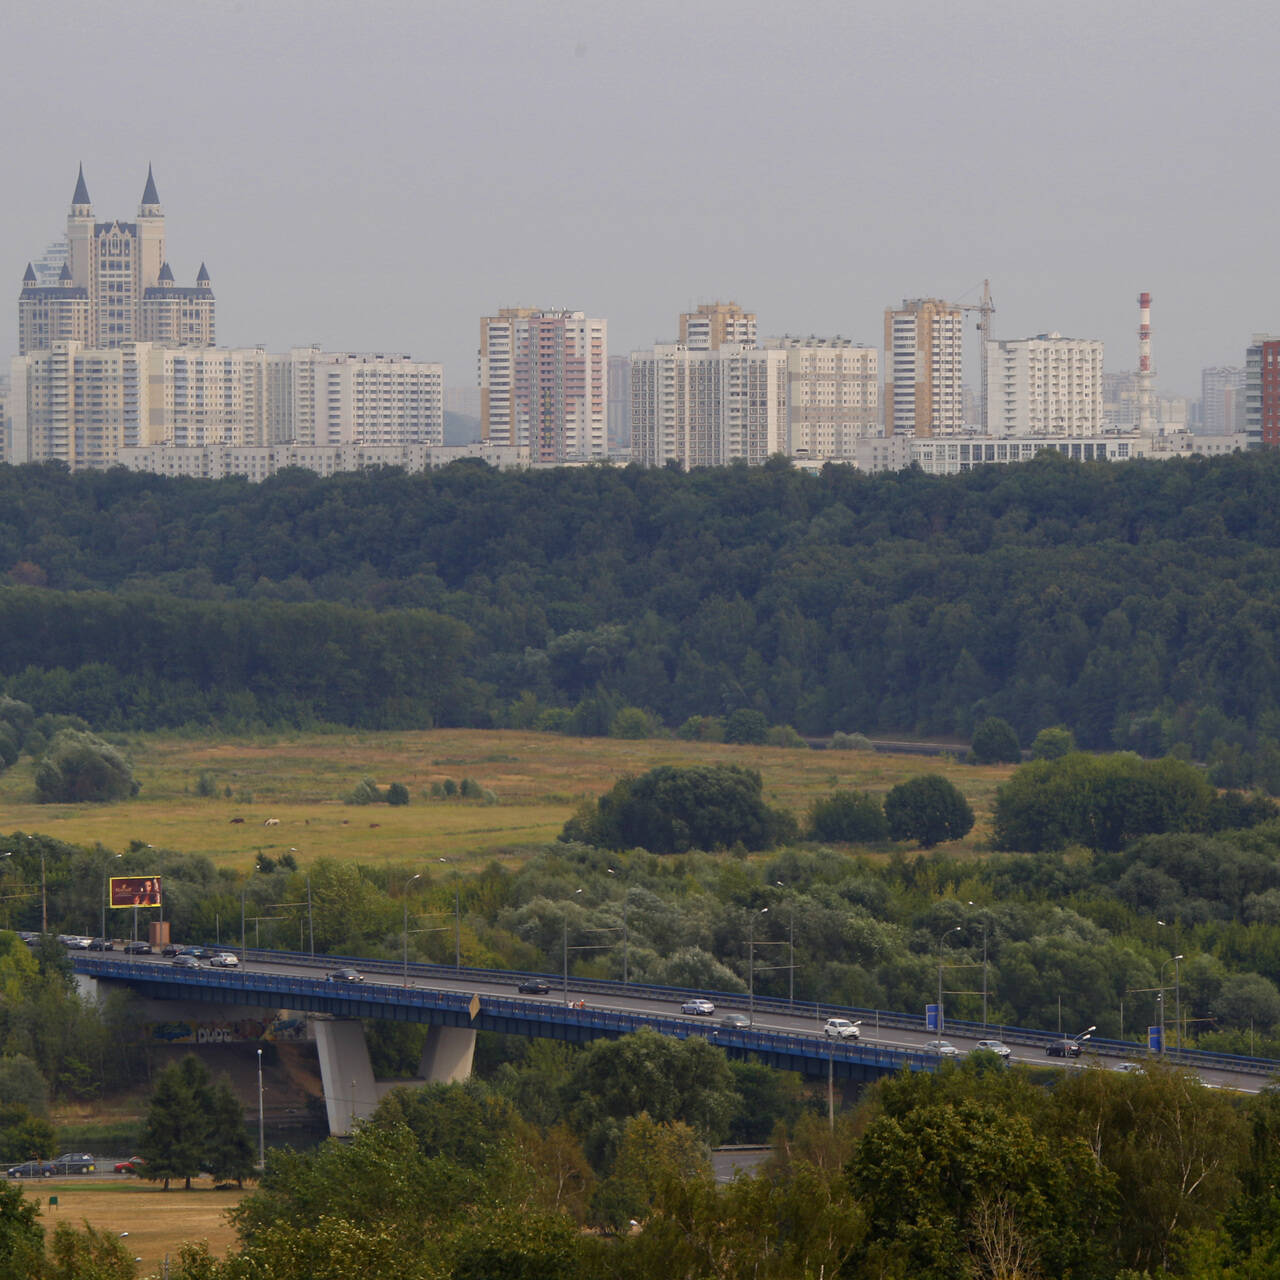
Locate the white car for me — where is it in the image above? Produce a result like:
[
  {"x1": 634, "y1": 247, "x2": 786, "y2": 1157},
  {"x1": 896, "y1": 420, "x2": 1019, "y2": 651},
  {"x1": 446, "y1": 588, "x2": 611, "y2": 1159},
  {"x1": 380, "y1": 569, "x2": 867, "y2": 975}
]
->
[
  {"x1": 823, "y1": 1018, "x2": 861, "y2": 1040},
  {"x1": 974, "y1": 1039, "x2": 1012, "y2": 1057},
  {"x1": 1113, "y1": 1061, "x2": 1144, "y2": 1073},
  {"x1": 925, "y1": 1039, "x2": 961, "y2": 1057},
  {"x1": 208, "y1": 952, "x2": 239, "y2": 968},
  {"x1": 680, "y1": 998, "x2": 716, "y2": 1016}
]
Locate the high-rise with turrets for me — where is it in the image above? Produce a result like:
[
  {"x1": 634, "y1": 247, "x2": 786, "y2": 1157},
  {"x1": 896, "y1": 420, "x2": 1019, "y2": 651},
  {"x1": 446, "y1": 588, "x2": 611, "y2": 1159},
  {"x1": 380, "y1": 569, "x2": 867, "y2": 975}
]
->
[{"x1": 19, "y1": 165, "x2": 213, "y2": 355}]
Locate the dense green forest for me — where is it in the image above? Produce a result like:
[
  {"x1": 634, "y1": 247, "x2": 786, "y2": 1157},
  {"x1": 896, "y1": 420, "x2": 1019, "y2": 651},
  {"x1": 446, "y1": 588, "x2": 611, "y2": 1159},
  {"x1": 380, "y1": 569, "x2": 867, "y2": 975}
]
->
[{"x1": 1, "y1": 452, "x2": 1280, "y2": 787}]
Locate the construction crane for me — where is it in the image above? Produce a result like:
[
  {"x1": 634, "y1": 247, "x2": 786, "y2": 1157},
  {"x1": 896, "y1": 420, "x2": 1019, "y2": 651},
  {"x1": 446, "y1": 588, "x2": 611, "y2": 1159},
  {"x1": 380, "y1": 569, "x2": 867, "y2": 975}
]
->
[{"x1": 953, "y1": 280, "x2": 995, "y2": 431}]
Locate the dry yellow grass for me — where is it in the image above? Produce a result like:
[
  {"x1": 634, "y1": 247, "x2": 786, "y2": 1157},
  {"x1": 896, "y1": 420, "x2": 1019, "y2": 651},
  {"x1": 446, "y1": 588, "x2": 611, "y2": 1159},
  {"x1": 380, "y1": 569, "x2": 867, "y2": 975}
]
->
[
  {"x1": 29, "y1": 1179, "x2": 243, "y2": 1273},
  {"x1": 0, "y1": 729, "x2": 1013, "y2": 869}
]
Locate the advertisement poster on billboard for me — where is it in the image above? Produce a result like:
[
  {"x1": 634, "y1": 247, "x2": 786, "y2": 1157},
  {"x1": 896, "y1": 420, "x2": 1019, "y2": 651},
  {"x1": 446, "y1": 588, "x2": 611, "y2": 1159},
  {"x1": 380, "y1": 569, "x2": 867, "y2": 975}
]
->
[{"x1": 109, "y1": 876, "x2": 162, "y2": 908}]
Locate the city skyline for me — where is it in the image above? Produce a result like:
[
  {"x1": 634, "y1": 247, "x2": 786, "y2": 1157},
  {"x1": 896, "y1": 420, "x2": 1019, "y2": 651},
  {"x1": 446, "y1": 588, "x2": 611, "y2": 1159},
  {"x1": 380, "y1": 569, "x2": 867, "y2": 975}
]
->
[{"x1": 2, "y1": 1, "x2": 1273, "y2": 401}]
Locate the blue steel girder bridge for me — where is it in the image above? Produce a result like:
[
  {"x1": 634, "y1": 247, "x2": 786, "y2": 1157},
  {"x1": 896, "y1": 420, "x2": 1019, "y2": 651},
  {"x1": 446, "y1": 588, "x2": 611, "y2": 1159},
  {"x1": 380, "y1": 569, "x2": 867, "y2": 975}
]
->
[{"x1": 74, "y1": 950, "x2": 1280, "y2": 1135}]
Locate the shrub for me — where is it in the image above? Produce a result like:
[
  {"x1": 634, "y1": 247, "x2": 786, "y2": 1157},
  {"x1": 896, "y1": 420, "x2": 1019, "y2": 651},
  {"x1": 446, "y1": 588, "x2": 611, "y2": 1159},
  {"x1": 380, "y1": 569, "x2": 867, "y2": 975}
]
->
[
  {"x1": 765, "y1": 725, "x2": 807, "y2": 749},
  {"x1": 195, "y1": 771, "x2": 217, "y2": 798},
  {"x1": 610, "y1": 707, "x2": 653, "y2": 740},
  {"x1": 1031, "y1": 726, "x2": 1076, "y2": 761},
  {"x1": 676, "y1": 716, "x2": 725, "y2": 743},
  {"x1": 724, "y1": 709, "x2": 769, "y2": 745},
  {"x1": 831, "y1": 731, "x2": 874, "y2": 751},
  {"x1": 346, "y1": 777, "x2": 382, "y2": 805},
  {"x1": 386, "y1": 782, "x2": 410, "y2": 806}
]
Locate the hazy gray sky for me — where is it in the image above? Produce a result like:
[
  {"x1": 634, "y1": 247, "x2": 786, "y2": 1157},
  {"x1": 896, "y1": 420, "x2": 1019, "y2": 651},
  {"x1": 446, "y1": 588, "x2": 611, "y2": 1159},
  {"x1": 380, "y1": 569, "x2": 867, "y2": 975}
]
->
[{"x1": 4, "y1": 0, "x2": 1273, "y2": 397}]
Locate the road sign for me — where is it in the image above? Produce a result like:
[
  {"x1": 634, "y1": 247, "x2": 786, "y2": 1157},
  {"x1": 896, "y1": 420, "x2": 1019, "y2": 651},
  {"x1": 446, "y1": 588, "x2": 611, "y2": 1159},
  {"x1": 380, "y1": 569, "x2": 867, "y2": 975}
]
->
[
  {"x1": 1148, "y1": 1025, "x2": 1163, "y2": 1053},
  {"x1": 926, "y1": 1003, "x2": 939, "y2": 1032}
]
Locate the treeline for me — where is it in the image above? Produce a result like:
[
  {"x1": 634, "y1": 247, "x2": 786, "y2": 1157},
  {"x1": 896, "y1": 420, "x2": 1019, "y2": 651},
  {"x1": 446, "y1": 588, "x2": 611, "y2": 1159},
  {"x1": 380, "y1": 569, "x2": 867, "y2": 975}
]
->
[
  {"x1": 4, "y1": 454, "x2": 1280, "y2": 779},
  {"x1": 45, "y1": 1050, "x2": 1280, "y2": 1280}
]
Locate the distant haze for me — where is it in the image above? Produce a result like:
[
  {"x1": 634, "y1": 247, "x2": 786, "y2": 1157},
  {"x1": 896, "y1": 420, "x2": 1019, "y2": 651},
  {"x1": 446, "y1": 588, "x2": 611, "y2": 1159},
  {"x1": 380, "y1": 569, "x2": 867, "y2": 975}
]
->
[{"x1": 3, "y1": 0, "x2": 1272, "y2": 398}]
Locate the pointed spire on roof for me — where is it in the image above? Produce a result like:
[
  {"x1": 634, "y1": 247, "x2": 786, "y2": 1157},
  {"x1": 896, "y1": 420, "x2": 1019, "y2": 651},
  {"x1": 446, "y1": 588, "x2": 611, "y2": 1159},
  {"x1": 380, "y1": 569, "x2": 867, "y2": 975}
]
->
[
  {"x1": 140, "y1": 163, "x2": 160, "y2": 207},
  {"x1": 71, "y1": 163, "x2": 91, "y2": 207},
  {"x1": 58, "y1": 263, "x2": 72, "y2": 282},
  {"x1": 157, "y1": 261, "x2": 174, "y2": 283},
  {"x1": 22, "y1": 263, "x2": 36, "y2": 284},
  {"x1": 196, "y1": 262, "x2": 211, "y2": 284}
]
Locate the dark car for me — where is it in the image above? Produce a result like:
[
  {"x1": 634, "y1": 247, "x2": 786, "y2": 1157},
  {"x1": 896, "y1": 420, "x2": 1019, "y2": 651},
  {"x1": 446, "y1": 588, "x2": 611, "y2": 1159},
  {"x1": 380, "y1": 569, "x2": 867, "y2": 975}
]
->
[
  {"x1": 87, "y1": 938, "x2": 114, "y2": 951},
  {"x1": 161, "y1": 943, "x2": 183, "y2": 957},
  {"x1": 183, "y1": 946, "x2": 214, "y2": 959},
  {"x1": 1046, "y1": 1040, "x2": 1083, "y2": 1058},
  {"x1": 516, "y1": 978, "x2": 551, "y2": 995},
  {"x1": 7, "y1": 1160, "x2": 55, "y2": 1178},
  {"x1": 326, "y1": 968, "x2": 364, "y2": 983},
  {"x1": 122, "y1": 941, "x2": 152, "y2": 955},
  {"x1": 719, "y1": 1012, "x2": 751, "y2": 1029},
  {"x1": 172, "y1": 953, "x2": 200, "y2": 969},
  {"x1": 53, "y1": 1153, "x2": 97, "y2": 1174}
]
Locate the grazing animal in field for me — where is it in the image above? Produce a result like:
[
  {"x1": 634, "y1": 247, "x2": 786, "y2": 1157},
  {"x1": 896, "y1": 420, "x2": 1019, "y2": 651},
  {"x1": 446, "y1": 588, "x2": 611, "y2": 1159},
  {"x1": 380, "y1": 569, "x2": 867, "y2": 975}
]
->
[
  {"x1": 369, "y1": 822, "x2": 380, "y2": 828},
  {"x1": 230, "y1": 817, "x2": 245, "y2": 824},
  {"x1": 264, "y1": 818, "x2": 280, "y2": 827}
]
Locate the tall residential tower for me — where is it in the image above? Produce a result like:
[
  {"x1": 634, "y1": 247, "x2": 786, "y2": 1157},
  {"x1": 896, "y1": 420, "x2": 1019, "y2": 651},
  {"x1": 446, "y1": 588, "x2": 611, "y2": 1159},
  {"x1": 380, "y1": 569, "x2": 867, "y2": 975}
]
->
[{"x1": 883, "y1": 298, "x2": 964, "y2": 436}]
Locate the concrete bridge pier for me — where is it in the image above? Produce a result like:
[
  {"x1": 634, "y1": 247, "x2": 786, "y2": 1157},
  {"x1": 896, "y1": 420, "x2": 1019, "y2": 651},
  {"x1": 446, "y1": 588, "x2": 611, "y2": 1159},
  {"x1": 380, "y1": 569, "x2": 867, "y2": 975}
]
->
[{"x1": 315, "y1": 1020, "x2": 477, "y2": 1136}]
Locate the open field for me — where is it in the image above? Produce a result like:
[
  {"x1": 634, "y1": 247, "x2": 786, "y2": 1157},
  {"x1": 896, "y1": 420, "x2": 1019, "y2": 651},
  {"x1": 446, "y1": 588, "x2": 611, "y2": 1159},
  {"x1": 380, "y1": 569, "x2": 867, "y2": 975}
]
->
[
  {"x1": 0, "y1": 729, "x2": 1014, "y2": 869},
  {"x1": 24, "y1": 1179, "x2": 242, "y2": 1273}
]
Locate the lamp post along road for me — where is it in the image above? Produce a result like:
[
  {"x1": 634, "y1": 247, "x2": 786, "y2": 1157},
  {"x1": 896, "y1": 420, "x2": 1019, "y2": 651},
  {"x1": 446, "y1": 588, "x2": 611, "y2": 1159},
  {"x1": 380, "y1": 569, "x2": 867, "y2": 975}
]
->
[
  {"x1": 1159, "y1": 954, "x2": 1184, "y2": 1055},
  {"x1": 402, "y1": 873, "x2": 422, "y2": 984},
  {"x1": 937, "y1": 925, "x2": 961, "y2": 1039}
]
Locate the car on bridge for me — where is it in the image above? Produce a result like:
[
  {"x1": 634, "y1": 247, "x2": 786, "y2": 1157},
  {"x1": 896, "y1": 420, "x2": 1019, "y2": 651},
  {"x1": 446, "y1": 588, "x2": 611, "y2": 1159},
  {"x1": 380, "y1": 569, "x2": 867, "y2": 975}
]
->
[
  {"x1": 823, "y1": 1018, "x2": 861, "y2": 1040},
  {"x1": 926, "y1": 1039, "x2": 961, "y2": 1057},
  {"x1": 719, "y1": 1012, "x2": 751, "y2": 1029},
  {"x1": 681, "y1": 998, "x2": 716, "y2": 1016},
  {"x1": 7, "y1": 1160, "x2": 55, "y2": 1178},
  {"x1": 1114, "y1": 1061, "x2": 1145, "y2": 1073},
  {"x1": 208, "y1": 953, "x2": 239, "y2": 968},
  {"x1": 1046, "y1": 1039, "x2": 1084, "y2": 1058},
  {"x1": 516, "y1": 978, "x2": 552, "y2": 995},
  {"x1": 122, "y1": 941, "x2": 152, "y2": 954},
  {"x1": 974, "y1": 1039, "x2": 1012, "y2": 1058},
  {"x1": 327, "y1": 968, "x2": 365, "y2": 983},
  {"x1": 172, "y1": 954, "x2": 200, "y2": 970},
  {"x1": 87, "y1": 938, "x2": 113, "y2": 951}
]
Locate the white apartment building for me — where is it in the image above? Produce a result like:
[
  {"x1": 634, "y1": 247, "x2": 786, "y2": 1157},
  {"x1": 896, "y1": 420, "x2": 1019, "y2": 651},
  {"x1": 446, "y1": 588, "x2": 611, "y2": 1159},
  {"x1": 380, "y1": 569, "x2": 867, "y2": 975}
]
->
[
  {"x1": 986, "y1": 334, "x2": 1104, "y2": 437},
  {"x1": 11, "y1": 345, "x2": 443, "y2": 469},
  {"x1": 884, "y1": 299, "x2": 964, "y2": 436},
  {"x1": 1201, "y1": 366, "x2": 1246, "y2": 434},
  {"x1": 479, "y1": 309, "x2": 607, "y2": 461},
  {"x1": 762, "y1": 336, "x2": 879, "y2": 458},
  {"x1": 630, "y1": 343, "x2": 787, "y2": 468},
  {"x1": 679, "y1": 302, "x2": 757, "y2": 351}
]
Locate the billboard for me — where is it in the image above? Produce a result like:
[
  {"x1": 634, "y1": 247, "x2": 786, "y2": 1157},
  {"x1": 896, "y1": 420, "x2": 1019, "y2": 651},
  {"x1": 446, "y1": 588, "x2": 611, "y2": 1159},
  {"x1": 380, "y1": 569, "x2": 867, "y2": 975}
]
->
[{"x1": 109, "y1": 876, "x2": 162, "y2": 908}]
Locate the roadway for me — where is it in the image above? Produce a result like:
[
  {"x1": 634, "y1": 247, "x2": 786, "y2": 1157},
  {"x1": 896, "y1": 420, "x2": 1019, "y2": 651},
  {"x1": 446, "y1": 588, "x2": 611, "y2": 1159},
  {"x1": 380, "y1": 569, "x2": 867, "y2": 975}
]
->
[{"x1": 79, "y1": 948, "x2": 1279, "y2": 1094}]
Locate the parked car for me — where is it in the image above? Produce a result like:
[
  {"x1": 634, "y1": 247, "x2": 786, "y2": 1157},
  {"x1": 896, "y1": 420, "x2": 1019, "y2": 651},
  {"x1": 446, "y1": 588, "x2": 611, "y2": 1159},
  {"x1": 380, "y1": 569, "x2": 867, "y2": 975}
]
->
[
  {"x1": 114, "y1": 1156, "x2": 145, "y2": 1175},
  {"x1": 7, "y1": 1160, "x2": 55, "y2": 1178},
  {"x1": 53, "y1": 1153, "x2": 97, "y2": 1174},
  {"x1": 172, "y1": 953, "x2": 200, "y2": 969},
  {"x1": 326, "y1": 968, "x2": 365, "y2": 983},
  {"x1": 681, "y1": 998, "x2": 716, "y2": 1016},
  {"x1": 208, "y1": 953, "x2": 239, "y2": 968},
  {"x1": 823, "y1": 1018, "x2": 861, "y2": 1040},
  {"x1": 974, "y1": 1039, "x2": 1012, "y2": 1057},
  {"x1": 925, "y1": 1039, "x2": 961, "y2": 1057},
  {"x1": 719, "y1": 1012, "x2": 752, "y2": 1029},
  {"x1": 122, "y1": 941, "x2": 152, "y2": 955},
  {"x1": 516, "y1": 978, "x2": 551, "y2": 995}
]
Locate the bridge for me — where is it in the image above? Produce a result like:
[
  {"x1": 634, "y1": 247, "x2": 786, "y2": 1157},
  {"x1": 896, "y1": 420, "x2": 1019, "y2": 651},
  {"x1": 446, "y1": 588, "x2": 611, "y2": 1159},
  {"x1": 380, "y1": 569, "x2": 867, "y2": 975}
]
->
[{"x1": 74, "y1": 949, "x2": 1280, "y2": 1135}]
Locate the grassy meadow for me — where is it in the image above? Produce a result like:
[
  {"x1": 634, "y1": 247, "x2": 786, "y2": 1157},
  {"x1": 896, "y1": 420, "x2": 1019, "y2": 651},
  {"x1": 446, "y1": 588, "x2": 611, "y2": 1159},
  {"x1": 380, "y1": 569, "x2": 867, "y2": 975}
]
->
[
  {"x1": 28, "y1": 1179, "x2": 242, "y2": 1273},
  {"x1": 0, "y1": 729, "x2": 1013, "y2": 871}
]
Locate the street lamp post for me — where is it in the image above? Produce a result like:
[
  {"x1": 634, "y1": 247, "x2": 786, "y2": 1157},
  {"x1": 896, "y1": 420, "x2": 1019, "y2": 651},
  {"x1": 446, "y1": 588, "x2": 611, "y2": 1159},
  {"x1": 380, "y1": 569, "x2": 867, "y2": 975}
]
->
[
  {"x1": 402, "y1": 873, "x2": 421, "y2": 985},
  {"x1": 967, "y1": 901, "x2": 990, "y2": 1027},
  {"x1": 748, "y1": 908, "x2": 768, "y2": 1023},
  {"x1": 256, "y1": 1047, "x2": 265, "y2": 1168},
  {"x1": 937, "y1": 925, "x2": 961, "y2": 1040},
  {"x1": 563, "y1": 888, "x2": 583, "y2": 1005},
  {"x1": 1159, "y1": 954, "x2": 1184, "y2": 1055},
  {"x1": 102, "y1": 852, "x2": 122, "y2": 944}
]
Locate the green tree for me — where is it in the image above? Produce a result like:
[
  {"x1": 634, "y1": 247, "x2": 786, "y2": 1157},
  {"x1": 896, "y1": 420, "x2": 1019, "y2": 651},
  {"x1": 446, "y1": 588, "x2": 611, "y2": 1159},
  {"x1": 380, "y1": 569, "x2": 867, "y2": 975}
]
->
[
  {"x1": 46, "y1": 1221, "x2": 138, "y2": 1280},
  {"x1": 561, "y1": 765, "x2": 792, "y2": 854},
  {"x1": 806, "y1": 789, "x2": 888, "y2": 843},
  {"x1": 204, "y1": 1075, "x2": 256, "y2": 1187},
  {"x1": 1030, "y1": 725, "x2": 1076, "y2": 760},
  {"x1": 884, "y1": 774, "x2": 974, "y2": 848},
  {"x1": 0, "y1": 1177, "x2": 44, "y2": 1280},
  {"x1": 33, "y1": 730, "x2": 139, "y2": 804},
  {"x1": 385, "y1": 782, "x2": 409, "y2": 806},
  {"x1": 0, "y1": 1103, "x2": 54, "y2": 1164},
  {"x1": 139, "y1": 1054, "x2": 213, "y2": 1189},
  {"x1": 970, "y1": 715, "x2": 1021, "y2": 764},
  {"x1": 723, "y1": 708, "x2": 768, "y2": 745}
]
